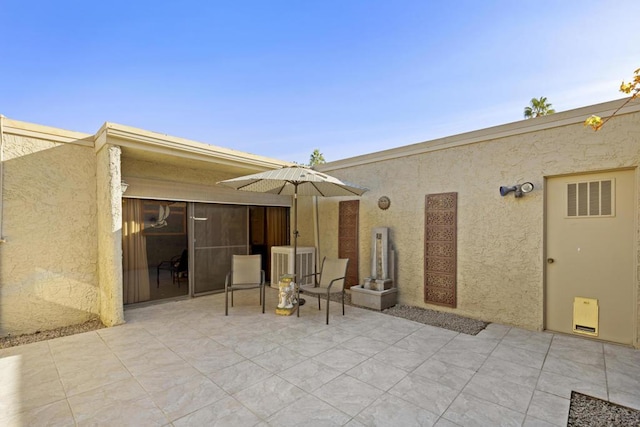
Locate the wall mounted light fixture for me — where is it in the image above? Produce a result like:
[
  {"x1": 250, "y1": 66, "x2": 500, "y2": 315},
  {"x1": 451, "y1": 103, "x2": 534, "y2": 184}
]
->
[
  {"x1": 499, "y1": 182, "x2": 534, "y2": 198},
  {"x1": 121, "y1": 180, "x2": 129, "y2": 194}
]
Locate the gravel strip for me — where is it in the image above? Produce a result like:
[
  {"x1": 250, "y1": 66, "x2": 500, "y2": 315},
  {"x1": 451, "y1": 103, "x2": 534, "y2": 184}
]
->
[
  {"x1": 316, "y1": 291, "x2": 488, "y2": 335},
  {"x1": 568, "y1": 391, "x2": 640, "y2": 426},
  {"x1": 0, "y1": 318, "x2": 105, "y2": 349}
]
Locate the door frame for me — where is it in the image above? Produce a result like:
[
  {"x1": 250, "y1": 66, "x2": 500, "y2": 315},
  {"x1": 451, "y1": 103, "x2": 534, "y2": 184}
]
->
[{"x1": 543, "y1": 167, "x2": 639, "y2": 346}]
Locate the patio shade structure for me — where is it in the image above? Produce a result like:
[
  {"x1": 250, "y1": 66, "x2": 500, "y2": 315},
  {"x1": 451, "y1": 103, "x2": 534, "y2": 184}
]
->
[{"x1": 218, "y1": 165, "x2": 368, "y2": 313}]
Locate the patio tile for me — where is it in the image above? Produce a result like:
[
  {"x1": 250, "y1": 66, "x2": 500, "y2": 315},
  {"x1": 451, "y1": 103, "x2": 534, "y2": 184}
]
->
[
  {"x1": 526, "y1": 390, "x2": 570, "y2": 426},
  {"x1": 478, "y1": 356, "x2": 541, "y2": 388},
  {"x1": 234, "y1": 375, "x2": 308, "y2": 419},
  {"x1": 542, "y1": 354, "x2": 606, "y2": 385},
  {"x1": 430, "y1": 348, "x2": 488, "y2": 372},
  {"x1": 118, "y1": 346, "x2": 185, "y2": 376},
  {"x1": 442, "y1": 391, "x2": 525, "y2": 427},
  {"x1": 490, "y1": 342, "x2": 547, "y2": 369},
  {"x1": 412, "y1": 358, "x2": 475, "y2": 391},
  {"x1": 57, "y1": 356, "x2": 132, "y2": 396},
  {"x1": 312, "y1": 375, "x2": 384, "y2": 417},
  {"x1": 433, "y1": 418, "x2": 463, "y2": 427},
  {"x1": 373, "y1": 346, "x2": 430, "y2": 371},
  {"x1": 441, "y1": 334, "x2": 500, "y2": 355},
  {"x1": 340, "y1": 335, "x2": 390, "y2": 357},
  {"x1": 346, "y1": 358, "x2": 408, "y2": 391},
  {"x1": 267, "y1": 394, "x2": 351, "y2": 426},
  {"x1": 174, "y1": 337, "x2": 245, "y2": 374},
  {"x1": 228, "y1": 336, "x2": 280, "y2": 359},
  {"x1": 135, "y1": 360, "x2": 203, "y2": 394},
  {"x1": 604, "y1": 343, "x2": 640, "y2": 379},
  {"x1": 0, "y1": 376, "x2": 66, "y2": 417},
  {"x1": 606, "y1": 369, "x2": 640, "y2": 403},
  {"x1": 313, "y1": 347, "x2": 368, "y2": 372},
  {"x1": 148, "y1": 325, "x2": 208, "y2": 351},
  {"x1": 263, "y1": 325, "x2": 312, "y2": 345},
  {"x1": 608, "y1": 390, "x2": 640, "y2": 411},
  {"x1": 69, "y1": 378, "x2": 166, "y2": 426},
  {"x1": 355, "y1": 393, "x2": 439, "y2": 426},
  {"x1": 523, "y1": 415, "x2": 558, "y2": 426},
  {"x1": 0, "y1": 399, "x2": 75, "y2": 427},
  {"x1": 173, "y1": 395, "x2": 261, "y2": 427},
  {"x1": 278, "y1": 359, "x2": 342, "y2": 392},
  {"x1": 462, "y1": 372, "x2": 535, "y2": 413},
  {"x1": 283, "y1": 334, "x2": 340, "y2": 358},
  {"x1": 360, "y1": 325, "x2": 409, "y2": 345},
  {"x1": 394, "y1": 332, "x2": 452, "y2": 357},
  {"x1": 388, "y1": 374, "x2": 459, "y2": 416},
  {"x1": 475, "y1": 322, "x2": 511, "y2": 340},
  {"x1": 208, "y1": 359, "x2": 273, "y2": 394},
  {"x1": 0, "y1": 346, "x2": 59, "y2": 395},
  {"x1": 547, "y1": 344, "x2": 604, "y2": 368},
  {"x1": 549, "y1": 334, "x2": 604, "y2": 355},
  {"x1": 252, "y1": 345, "x2": 308, "y2": 373},
  {"x1": 500, "y1": 328, "x2": 553, "y2": 354},
  {"x1": 535, "y1": 370, "x2": 608, "y2": 401},
  {"x1": 151, "y1": 375, "x2": 227, "y2": 421}
]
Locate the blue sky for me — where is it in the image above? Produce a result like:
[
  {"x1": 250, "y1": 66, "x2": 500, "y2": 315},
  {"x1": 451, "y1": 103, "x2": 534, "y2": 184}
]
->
[{"x1": 2, "y1": 1, "x2": 638, "y2": 164}]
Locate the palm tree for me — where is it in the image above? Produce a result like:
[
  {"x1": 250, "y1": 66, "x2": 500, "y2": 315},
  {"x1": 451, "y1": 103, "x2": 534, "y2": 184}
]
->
[
  {"x1": 308, "y1": 149, "x2": 326, "y2": 166},
  {"x1": 524, "y1": 97, "x2": 556, "y2": 119}
]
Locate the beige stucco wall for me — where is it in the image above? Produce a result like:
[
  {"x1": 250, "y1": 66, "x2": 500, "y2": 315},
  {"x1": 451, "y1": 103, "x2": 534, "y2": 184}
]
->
[
  {"x1": 96, "y1": 144, "x2": 125, "y2": 327},
  {"x1": 312, "y1": 109, "x2": 640, "y2": 339},
  {"x1": 0, "y1": 133, "x2": 99, "y2": 336}
]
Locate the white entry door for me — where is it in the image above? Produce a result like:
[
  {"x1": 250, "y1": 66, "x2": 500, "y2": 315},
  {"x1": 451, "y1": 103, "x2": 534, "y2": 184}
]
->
[{"x1": 545, "y1": 170, "x2": 635, "y2": 344}]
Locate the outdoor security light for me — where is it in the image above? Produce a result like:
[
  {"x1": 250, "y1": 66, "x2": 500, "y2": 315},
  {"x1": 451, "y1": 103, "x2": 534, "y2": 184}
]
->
[{"x1": 499, "y1": 182, "x2": 534, "y2": 198}]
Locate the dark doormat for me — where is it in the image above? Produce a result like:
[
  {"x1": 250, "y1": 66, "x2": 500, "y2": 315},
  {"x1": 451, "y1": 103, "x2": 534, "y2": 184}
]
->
[{"x1": 568, "y1": 391, "x2": 640, "y2": 426}]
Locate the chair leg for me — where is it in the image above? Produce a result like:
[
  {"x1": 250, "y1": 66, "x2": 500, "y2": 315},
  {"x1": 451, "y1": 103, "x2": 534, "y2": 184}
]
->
[
  {"x1": 326, "y1": 290, "x2": 330, "y2": 325},
  {"x1": 261, "y1": 285, "x2": 265, "y2": 313},
  {"x1": 317, "y1": 295, "x2": 321, "y2": 310},
  {"x1": 342, "y1": 291, "x2": 345, "y2": 315},
  {"x1": 225, "y1": 286, "x2": 229, "y2": 316},
  {"x1": 231, "y1": 289, "x2": 234, "y2": 307},
  {"x1": 157, "y1": 265, "x2": 160, "y2": 288}
]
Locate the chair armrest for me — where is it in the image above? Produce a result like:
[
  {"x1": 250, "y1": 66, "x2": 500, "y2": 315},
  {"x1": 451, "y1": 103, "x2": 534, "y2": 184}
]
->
[{"x1": 326, "y1": 276, "x2": 346, "y2": 290}]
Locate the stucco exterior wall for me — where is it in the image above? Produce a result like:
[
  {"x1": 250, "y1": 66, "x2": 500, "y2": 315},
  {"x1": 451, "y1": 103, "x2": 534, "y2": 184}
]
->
[
  {"x1": 311, "y1": 110, "x2": 640, "y2": 336},
  {"x1": 96, "y1": 144, "x2": 125, "y2": 327},
  {"x1": 0, "y1": 133, "x2": 99, "y2": 336},
  {"x1": 122, "y1": 156, "x2": 233, "y2": 187}
]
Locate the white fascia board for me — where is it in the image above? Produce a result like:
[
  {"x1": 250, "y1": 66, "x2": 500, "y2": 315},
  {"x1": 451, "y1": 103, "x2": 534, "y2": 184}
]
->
[
  {"x1": 0, "y1": 117, "x2": 94, "y2": 146},
  {"x1": 95, "y1": 122, "x2": 293, "y2": 170},
  {"x1": 319, "y1": 98, "x2": 640, "y2": 172}
]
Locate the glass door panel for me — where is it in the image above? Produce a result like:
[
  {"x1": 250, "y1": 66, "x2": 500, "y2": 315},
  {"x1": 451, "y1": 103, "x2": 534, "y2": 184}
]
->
[{"x1": 192, "y1": 203, "x2": 248, "y2": 295}]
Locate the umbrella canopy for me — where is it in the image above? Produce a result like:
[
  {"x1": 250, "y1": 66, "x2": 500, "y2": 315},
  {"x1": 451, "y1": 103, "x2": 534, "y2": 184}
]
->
[
  {"x1": 217, "y1": 165, "x2": 368, "y2": 197},
  {"x1": 218, "y1": 165, "x2": 368, "y2": 313}
]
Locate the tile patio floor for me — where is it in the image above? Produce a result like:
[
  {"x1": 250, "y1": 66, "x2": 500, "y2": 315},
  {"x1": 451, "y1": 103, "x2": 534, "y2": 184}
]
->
[{"x1": 1, "y1": 287, "x2": 640, "y2": 426}]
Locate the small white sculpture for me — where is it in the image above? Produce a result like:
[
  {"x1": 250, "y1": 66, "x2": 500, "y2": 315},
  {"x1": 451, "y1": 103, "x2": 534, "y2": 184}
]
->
[{"x1": 278, "y1": 282, "x2": 295, "y2": 309}]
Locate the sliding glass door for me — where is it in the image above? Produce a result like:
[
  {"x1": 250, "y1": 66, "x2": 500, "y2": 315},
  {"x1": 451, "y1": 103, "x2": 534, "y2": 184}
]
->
[{"x1": 192, "y1": 203, "x2": 249, "y2": 295}]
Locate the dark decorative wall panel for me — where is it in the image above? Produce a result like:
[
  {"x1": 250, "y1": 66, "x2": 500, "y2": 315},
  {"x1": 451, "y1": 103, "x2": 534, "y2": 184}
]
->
[
  {"x1": 424, "y1": 192, "x2": 457, "y2": 307},
  {"x1": 339, "y1": 200, "x2": 359, "y2": 288}
]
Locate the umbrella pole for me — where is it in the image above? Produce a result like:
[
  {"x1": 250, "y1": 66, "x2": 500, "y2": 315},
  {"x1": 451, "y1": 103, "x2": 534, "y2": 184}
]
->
[{"x1": 294, "y1": 187, "x2": 305, "y2": 315}]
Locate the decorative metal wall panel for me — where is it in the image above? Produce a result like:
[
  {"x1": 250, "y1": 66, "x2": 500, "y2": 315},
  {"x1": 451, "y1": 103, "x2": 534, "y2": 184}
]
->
[
  {"x1": 339, "y1": 200, "x2": 359, "y2": 288},
  {"x1": 424, "y1": 192, "x2": 457, "y2": 307}
]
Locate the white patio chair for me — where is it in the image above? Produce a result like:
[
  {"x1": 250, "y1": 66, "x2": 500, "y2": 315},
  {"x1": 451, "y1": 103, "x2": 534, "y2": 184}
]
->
[{"x1": 225, "y1": 254, "x2": 265, "y2": 315}]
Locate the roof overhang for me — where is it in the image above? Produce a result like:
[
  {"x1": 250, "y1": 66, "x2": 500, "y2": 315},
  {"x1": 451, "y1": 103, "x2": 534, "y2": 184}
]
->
[
  {"x1": 95, "y1": 122, "x2": 293, "y2": 175},
  {"x1": 318, "y1": 98, "x2": 640, "y2": 171}
]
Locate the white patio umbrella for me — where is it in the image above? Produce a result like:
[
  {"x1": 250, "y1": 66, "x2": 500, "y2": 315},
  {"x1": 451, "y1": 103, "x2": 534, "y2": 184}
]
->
[{"x1": 218, "y1": 165, "x2": 368, "y2": 311}]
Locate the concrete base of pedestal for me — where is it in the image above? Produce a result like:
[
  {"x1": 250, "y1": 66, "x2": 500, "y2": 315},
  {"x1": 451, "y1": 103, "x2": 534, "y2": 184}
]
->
[{"x1": 350, "y1": 285, "x2": 398, "y2": 311}]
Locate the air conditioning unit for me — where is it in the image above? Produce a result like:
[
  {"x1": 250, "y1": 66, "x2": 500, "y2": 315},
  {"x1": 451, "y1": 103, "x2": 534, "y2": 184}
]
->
[{"x1": 271, "y1": 246, "x2": 316, "y2": 288}]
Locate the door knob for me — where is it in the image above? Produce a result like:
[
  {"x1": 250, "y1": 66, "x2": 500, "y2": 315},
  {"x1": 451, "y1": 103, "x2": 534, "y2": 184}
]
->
[{"x1": 547, "y1": 258, "x2": 555, "y2": 264}]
